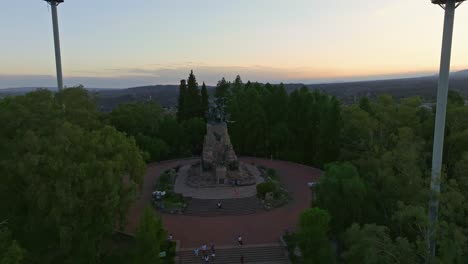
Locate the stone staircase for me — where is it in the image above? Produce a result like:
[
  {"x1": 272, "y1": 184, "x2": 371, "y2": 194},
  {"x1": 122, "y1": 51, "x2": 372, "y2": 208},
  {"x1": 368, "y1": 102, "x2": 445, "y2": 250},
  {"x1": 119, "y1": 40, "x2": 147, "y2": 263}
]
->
[
  {"x1": 184, "y1": 196, "x2": 263, "y2": 216},
  {"x1": 179, "y1": 244, "x2": 289, "y2": 264}
]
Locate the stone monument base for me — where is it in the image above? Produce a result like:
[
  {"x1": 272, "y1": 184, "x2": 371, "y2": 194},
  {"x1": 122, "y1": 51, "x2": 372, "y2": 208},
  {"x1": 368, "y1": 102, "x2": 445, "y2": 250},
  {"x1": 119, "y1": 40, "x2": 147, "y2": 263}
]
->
[
  {"x1": 216, "y1": 166, "x2": 227, "y2": 184},
  {"x1": 184, "y1": 162, "x2": 258, "y2": 188}
]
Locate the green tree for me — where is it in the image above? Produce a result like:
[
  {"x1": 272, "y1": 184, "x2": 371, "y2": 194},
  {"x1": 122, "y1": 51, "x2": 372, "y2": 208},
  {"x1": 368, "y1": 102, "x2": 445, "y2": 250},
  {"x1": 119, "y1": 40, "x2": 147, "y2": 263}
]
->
[
  {"x1": 109, "y1": 102, "x2": 163, "y2": 137},
  {"x1": 185, "y1": 70, "x2": 202, "y2": 120},
  {"x1": 108, "y1": 102, "x2": 167, "y2": 162},
  {"x1": 297, "y1": 208, "x2": 336, "y2": 263},
  {"x1": 315, "y1": 163, "x2": 367, "y2": 233},
  {"x1": 177, "y1": 79, "x2": 187, "y2": 121},
  {"x1": 359, "y1": 96, "x2": 373, "y2": 115},
  {"x1": 182, "y1": 117, "x2": 206, "y2": 155},
  {"x1": 133, "y1": 207, "x2": 167, "y2": 264},
  {"x1": 215, "y1": 77, "x2": 230, "y2": 102},
  {"x1": 0, "y1": 226, "x2": 24, "y2": 264},
  {"x1": 343, "y1": 224, "x2": 418, "y2": 264},
  {"x1": 436, "y1": 177, "x2": 468, "y2": 263},
  {"x1": 447, "y1": 90, "x2": 465, "y2": 107},
  {"x1": 232, "y1": 75, "x2": 243, "y2": 90},
  {"x1": 201, "y1": 82, "x2": 209, "y2": 118},
  {"x1": 317, "y1": 95, "x2": 342, "y2": 166},
  {"x1": 158, "y1": 115, "x2": 189, "y2": 158},
  {"x1": 0, "y1": 88, "x2": 146, "y2": 263}
]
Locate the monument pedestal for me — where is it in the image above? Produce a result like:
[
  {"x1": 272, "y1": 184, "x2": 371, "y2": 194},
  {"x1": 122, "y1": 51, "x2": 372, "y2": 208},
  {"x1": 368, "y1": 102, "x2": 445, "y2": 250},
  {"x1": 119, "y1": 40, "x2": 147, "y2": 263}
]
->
[{"x1": 216, "y1": 166, "x2": 227, "y2": 185}]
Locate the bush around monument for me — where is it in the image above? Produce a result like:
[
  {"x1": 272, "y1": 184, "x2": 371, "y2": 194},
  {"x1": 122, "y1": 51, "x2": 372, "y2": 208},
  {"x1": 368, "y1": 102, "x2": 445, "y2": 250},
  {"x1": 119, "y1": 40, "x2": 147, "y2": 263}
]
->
[
  {"x1": 257, "y1": 167, "x2": 292, "y2": 209},
  {"x1": 157, "y1": 169, "x2": 177, "y2": 191},
  {"x1": 256, "y1": 181, "x2": 276, "y2": 199},
  {"x1": 153, "y1": 168, "x2": 186, "y2": 213}
]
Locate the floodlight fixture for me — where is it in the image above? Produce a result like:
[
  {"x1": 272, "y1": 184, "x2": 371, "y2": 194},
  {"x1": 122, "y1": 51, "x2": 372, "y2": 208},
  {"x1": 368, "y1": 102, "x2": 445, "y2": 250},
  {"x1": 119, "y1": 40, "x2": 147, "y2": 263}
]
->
[
  {"x1": 44, "y1": 0, "x2": 64, "y2": 4},
  {"x1": 432, "y1": 0, "x2": 465, "y2": 8}
]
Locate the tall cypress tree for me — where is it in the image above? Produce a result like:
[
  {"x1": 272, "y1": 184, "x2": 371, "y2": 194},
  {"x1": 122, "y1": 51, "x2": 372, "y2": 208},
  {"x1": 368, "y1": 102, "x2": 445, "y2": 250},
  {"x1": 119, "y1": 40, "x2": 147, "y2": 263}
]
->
[
  {"x1": 233, "y1": 75, "x2": 243, "y2": 90},
  {"x1": 201, "y1": 82, "x2": 209, "y2": 118},
  {"x1": 186, "y1": 70, "x2": 202, "y2": 119},
  {"x1": 177, "y1": 79, "x2": 187, "y2": 121},
  {"x1": 215, "y1": 77, "x2": 230, "y2": 100},
  {"x1": 215, "y1": 77, "x2": 231, "y2": 114}
]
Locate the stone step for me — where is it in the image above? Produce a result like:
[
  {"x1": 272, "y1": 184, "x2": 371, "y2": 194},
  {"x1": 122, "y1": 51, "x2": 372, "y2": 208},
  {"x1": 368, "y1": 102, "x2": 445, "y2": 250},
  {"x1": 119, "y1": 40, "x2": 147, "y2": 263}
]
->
[
  {"x1": 184, "y1": 196, "x2": 263, "y2": 216},
  {"x1": 179, "y1": 245, "x2": 288, "y2": 264}
]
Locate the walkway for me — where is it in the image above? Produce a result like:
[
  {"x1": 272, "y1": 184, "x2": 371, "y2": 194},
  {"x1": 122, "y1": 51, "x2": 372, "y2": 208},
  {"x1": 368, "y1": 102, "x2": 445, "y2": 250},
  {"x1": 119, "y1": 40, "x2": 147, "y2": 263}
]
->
[
  {"x1": 125, "y1": 157, "x2": 321, "y2": 248},
  {"x1": 184, "y1": 196, "x2": 263, "y2": 216}
]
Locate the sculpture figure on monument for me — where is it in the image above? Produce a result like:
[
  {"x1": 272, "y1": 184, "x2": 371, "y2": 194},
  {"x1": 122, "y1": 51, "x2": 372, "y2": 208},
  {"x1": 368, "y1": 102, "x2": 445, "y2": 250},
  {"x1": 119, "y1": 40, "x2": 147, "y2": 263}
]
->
[{"x1": 207, "y1": 97, "x2": 229, "y2": 124}]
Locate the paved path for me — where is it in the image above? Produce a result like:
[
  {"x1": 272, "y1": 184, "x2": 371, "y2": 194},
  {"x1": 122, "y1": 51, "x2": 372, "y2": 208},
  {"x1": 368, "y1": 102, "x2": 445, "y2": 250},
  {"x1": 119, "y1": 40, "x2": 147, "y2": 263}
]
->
[
  {"x1": 125, "y1": 157, "x2": 321, "y2": 248},
  {"x1": 174, "y1": 163, "x2": 263, "y2": 199}
]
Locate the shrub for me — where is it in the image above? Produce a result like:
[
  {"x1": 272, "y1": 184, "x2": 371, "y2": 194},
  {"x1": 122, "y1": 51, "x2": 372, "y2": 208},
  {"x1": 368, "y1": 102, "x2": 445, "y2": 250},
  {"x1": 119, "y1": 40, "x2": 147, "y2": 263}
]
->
[
  {"x1": 256, "y1": 181, "x2": 276, "y2": 199},
  {"x1": 157, "y1": 169, "x2": 176, "y2": 191},
  {"x1": 266, "y1": 168, "x2": 280, "y2": 181}
]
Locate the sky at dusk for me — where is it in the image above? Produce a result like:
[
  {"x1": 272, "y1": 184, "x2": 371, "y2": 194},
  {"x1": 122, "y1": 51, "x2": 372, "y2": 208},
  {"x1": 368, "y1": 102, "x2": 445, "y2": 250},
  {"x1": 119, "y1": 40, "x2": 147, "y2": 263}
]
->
[{"x1": 1, "y1": 0, "x2": 468, "y2": 88}]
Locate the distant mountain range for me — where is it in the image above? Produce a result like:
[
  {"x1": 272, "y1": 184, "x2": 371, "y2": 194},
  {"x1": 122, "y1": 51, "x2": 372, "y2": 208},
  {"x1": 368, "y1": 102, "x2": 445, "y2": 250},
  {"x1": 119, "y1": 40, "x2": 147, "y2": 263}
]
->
[{"x1": 1, "y1": 70, "x2": 467, "y2": 111}]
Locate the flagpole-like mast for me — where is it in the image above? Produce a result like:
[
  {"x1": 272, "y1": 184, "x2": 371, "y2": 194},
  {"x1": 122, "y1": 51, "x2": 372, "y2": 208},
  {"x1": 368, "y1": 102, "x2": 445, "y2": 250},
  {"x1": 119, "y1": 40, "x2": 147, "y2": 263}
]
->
[
  {"x1": 44, "y1": 0, "x2": 64, "y2": 92},
  {"x1": 428, "y1": 0, "x2": 464, "y2": 260}
]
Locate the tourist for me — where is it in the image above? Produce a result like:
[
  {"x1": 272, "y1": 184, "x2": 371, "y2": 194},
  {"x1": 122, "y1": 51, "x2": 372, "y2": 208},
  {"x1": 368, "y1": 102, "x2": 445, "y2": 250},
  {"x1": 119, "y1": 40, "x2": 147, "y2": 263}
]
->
[
  {"x1": 194, "y1": 247, "x2": 199, "y2": 256},
  {"x1": 201, "y1": 243, "x2": 207, "y2": 255},
  {"x1": 204, "y1": 254, "x2": 210, "y2": 263},
  {"x1": 238, "y1": 235, "x2": 243, "y2": 246},
  {"x1": 217, "y1": 201, "x2": 222, "y2": 209},
  {"x1": 168, "y1": 233, "x2": 173, "y2": 241},
  {"x1": 210, "y1": 242, "x2": 216, "y2": 259},
  {"x1": 240, "y1": 255, "x2": 244, "y2": 264}
]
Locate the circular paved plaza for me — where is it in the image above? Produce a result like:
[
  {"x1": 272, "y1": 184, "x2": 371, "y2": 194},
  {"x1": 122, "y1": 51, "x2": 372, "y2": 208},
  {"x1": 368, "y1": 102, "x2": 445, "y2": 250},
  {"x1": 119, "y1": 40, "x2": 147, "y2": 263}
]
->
[{"x1": 125, "y1": 157, "x2": 321, "y2": 248}]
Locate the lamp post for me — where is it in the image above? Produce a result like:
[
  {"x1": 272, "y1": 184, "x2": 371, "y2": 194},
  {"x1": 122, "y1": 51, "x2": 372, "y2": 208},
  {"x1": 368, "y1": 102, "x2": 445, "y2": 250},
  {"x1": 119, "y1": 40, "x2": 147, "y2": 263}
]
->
[
  {"x1": 428, "y1": 0, "x2": 464, "y2": 260},
  {"x1": 44, "y1": 0, "x2": 64, "y2": 92}
]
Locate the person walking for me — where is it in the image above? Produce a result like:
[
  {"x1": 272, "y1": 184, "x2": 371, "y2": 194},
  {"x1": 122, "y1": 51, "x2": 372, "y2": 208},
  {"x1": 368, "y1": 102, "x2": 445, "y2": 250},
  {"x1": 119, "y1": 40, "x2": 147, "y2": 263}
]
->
[
  {"x1": 194, "y1": 247, "x2": 199, "y2": 257},
  {"x1": 204, "y1": 254, "x2": 210, "y2": 264},
  {"x1": 237, "y1": 235, "x2": 243, "y2": 246},
  {"x1": 210, "y1": 242, "x2": 216, "y2": 259},
  {"x1": 201, "y1": 243, "x2": 207, "y2": 256},
  {"x1": 217, "y1": 201, "x2": 222, "y2": 209}
]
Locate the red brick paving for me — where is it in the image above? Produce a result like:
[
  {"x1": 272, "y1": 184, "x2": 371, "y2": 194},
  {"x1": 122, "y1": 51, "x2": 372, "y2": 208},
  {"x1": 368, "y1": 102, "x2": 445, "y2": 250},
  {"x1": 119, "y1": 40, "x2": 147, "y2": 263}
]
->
[{"x1": 125, "y1": 157, "x2": 321, "y2": 248}]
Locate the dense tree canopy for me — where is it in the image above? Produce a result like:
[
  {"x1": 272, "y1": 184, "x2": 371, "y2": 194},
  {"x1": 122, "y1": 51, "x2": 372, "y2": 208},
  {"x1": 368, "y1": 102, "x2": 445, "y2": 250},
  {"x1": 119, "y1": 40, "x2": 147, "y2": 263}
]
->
[
  {"x1": 226, "y1": 81, "x2": 342, "y2": 168},
  {"x1": 133, "y1": 207, "x2": 166, "y2": 264},
  {"x1": 0, "y1": 88, "x2": 146, "y2": 263},
  {"x1": 0, "y1": 226, "x2": 24, "y2": 264},
  {"x1": 297, "y1": 208, "x2": 336, "y2": 263},
  {"x1": 109, "y1": 101, "x2": 205, "y2": 162},
  {"x1": 295, "y1": 91, "x2": 468, "y2": 263},
  {"x1": 1, "y1": 75, "x2": 467, "y2": 263},
  {"x1": 177, "y1": 70, "x2": 205, "y2": 121},
  {"x1": 315, "y1": 163, "x2": 367, "y2": 233}
]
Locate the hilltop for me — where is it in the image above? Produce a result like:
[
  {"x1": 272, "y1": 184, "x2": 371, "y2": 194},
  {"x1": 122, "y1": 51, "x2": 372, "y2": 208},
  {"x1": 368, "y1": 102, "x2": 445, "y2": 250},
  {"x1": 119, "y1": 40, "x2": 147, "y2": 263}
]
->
[{"x1": 2, "y1": 71, "x2": 467, "y2": 111}]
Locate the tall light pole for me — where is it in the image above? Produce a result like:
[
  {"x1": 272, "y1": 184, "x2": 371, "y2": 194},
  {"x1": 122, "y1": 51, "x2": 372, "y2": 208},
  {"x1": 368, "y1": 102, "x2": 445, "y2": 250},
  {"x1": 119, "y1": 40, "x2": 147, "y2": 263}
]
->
[
  {"x1": 428, "y1": 0, "x2": 464, "y2": 260},
  {"x1": 44, "y1": 0, "x2": 64, "y2": 92}
]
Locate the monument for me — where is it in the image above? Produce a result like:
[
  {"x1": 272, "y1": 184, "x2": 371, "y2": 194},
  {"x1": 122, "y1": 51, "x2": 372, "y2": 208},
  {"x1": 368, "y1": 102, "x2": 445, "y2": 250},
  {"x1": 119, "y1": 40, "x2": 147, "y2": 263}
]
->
[{"x1": 184, "y1": 98, "x2": 257, "y2": 187}]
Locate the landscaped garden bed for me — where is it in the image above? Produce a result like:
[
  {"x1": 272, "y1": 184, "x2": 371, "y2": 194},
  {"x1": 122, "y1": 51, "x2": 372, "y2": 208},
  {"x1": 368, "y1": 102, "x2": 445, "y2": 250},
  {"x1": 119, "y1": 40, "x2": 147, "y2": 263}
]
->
[
  {"x1": 152, "y1": 168, "x2": 187, "y2": 214},
  {"x1": 257, "y1": 167, "x2": 291, "y2": 209}
]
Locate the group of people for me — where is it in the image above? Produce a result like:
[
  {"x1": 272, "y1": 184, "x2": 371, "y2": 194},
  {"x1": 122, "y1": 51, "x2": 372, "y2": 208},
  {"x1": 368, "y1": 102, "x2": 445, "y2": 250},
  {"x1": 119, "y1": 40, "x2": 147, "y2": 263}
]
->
[
  {"x1": 194, "y1": 242, "x2": 216, "y2": 263},
  {"x1": 193, "y1": 235, "x2": 245, "y2": 263}
]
